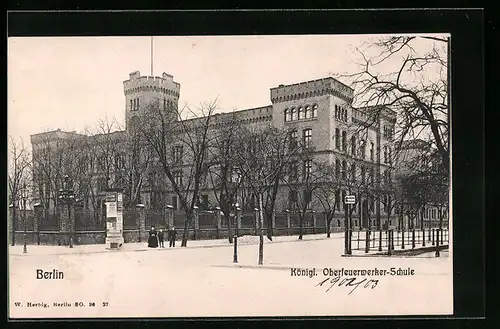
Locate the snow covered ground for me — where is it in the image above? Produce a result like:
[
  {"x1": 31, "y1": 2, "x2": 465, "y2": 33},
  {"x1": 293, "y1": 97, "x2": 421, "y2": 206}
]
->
[{"x1": 9, "y1": 234, "x2": 453, "y2": 318}]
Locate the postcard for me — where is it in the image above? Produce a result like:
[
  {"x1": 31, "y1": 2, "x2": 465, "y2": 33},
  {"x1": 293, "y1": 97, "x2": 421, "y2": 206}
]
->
[{"x1": 8, "y1": 34, "x2": 452, "y2": 318}]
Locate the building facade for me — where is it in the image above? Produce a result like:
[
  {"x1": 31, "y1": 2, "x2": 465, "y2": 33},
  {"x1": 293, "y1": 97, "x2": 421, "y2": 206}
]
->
[{"x1": 31, "y1": 70, "x2": 399, "y2": 228}]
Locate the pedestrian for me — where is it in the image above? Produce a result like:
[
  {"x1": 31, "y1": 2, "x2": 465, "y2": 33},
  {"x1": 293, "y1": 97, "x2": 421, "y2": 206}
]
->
[
  {"x1": 168, "y1": 226, "x2": 177, "y2": 248},
  {"x1": 147, "y1": 226, "x2": 159, "y2": 248},
  {"x1": 158, "y1": 229, "x2": 165, "y2": 248}
]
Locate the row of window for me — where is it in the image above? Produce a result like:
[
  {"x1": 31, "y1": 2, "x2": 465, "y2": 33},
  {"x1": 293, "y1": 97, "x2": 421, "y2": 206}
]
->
[
  {"x1": 383, "y1": 125, "x2": 394, "y2": 139},
  {"x1": 163, "y1": 98, "x2": 176, "y2": 110},
  {"x1": 283, "y1": 105, "x2": 318, "y2": 122},
  {"x1": 334, "y1": 159, "x2": 377, "y2": 184},
  {"x1": 383, "y1": 146, "x2": 392, "y2": 165},
  {"x1": 334, "y1": 104, "x2": 348, "y2": 122},
  {"x1": 288, "y1": 128, "x2": 313, "y2": 150},
  {"x1": 334, "y1": 129, "x2": 375, "y2": 160},
  {"x1": 130, "y1": 98, "x2": 141, "y2": 111}
]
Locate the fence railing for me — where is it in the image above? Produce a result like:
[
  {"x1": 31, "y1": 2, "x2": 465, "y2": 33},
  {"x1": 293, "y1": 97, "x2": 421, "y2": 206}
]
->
[{"x1": 349, "y1": 227, "x2": 450, "y2": 253}]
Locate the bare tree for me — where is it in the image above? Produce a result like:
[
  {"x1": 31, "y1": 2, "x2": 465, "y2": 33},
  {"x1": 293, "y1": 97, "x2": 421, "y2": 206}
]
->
[
  {"x1": 312, "y1": 162, "x2": 343, "y2": 238},
  {"x1": 237, "y1": 126, "x2": 297, "y2": 239},
  {"x1": 338, "y1": 36, "x2": 449, "y2": 170},
  {"x1": 139, "y1": 99, "x2": 217, "y2": 247},
  {"x1": 207, "y1": 112, "x2": 246, "y2": 243},
  {"x1": 8, "y1": 137, "x2": 32, "y2": 246},
  {"x1": 282, "y1": 140, "x2": 326, "y2": 239}
]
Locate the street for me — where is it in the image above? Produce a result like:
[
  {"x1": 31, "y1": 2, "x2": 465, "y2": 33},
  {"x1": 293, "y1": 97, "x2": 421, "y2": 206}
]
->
[{"x1": 9, "y1": 235, "x2": 452, "y2": 318}]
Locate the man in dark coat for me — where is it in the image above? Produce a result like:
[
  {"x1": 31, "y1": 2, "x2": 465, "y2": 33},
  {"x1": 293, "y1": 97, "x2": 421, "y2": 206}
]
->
[
  {"x1": 158, "y1": 229, "x2": 165, "y2": 248},
  {"x1": 168, "y1": 226, "x2": 177, "y2": 248}
]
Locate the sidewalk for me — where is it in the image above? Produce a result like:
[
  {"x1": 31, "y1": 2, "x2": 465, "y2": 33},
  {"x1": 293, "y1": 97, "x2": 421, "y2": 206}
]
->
[{"x1": 8, "y1": 233, "x2": 342, "y2": 256}]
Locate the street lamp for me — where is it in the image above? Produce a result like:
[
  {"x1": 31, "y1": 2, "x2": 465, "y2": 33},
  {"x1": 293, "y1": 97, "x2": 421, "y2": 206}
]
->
[
  {"x1": 21, "y1": 184, "x2": 29, "y2": 254},
  {"x1": 58, "y1": 175, "x2": 75, "y2": 248},
  {"x1": 233, "y1": 202, "x2": 240, "y2": 263}
]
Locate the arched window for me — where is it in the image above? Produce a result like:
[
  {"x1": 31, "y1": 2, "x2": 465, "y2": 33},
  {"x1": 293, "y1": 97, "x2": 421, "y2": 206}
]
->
[
  {"x1": 351, "y1": 136, "x2": 356, "y2": 156},
  {"x1": 284, "y1": 109, "x2": 289, "y2": 122},
  {"x1": 335, "y1": 159, "x2": 340, "y2": 177},
  {"x1": 335, "y1": 105, "x2": 339, "y2": 119},
  {"x1": 312, "y1": 104, "x2": 318, "y2": 118},
  {"x1": 298, "y1": 107, "x2": 304, "y2": 120},
  {"x1": 291, "y1": 107, "x2": 297, "y2": 121},
  {"x1": 342, "y1": 131, "x2": 347, "y2": 151},
  {"x1": 342, "y1": 160, "x2": 347, "y2": 180},
  {"x1": 305, "y1": 105, "x2": 311, "y2": 119},
  {"x1": 360, "y1": 140, "x2": 366, "y2": 159}
]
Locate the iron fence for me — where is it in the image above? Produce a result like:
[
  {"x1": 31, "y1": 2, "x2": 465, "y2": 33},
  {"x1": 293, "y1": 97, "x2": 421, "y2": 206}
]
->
[
  {"x1": 39, "y1": 211, "x2": 60, "y2": 231},
  {"x1": 123, "y1": 210, "x2": 137, "y2": 230},
  {"x1": 75, "y1": 210, "x2": 106, "y2": 231},
  {"x1": 349, "y1": 227, "x2": 450, "y2": 253}
]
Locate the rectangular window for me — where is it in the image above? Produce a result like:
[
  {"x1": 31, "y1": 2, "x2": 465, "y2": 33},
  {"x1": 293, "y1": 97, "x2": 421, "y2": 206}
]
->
[
  {"x1": 370, "y1": 142, "x2": 374, "y2": 160},
  {"x1": 303, "y1": 190, "x2": 312, "y2": 205},
  {"x1": 173, "y1": 171, "x2": 183, "y2": 187},
  {"x1": 289, "y1": 161, "x2": 298, "y2": 181},
  {"x1": 201, "y1": 194, "x2": 209, "y2": 209},
  {"x1": 335, "y1": 189, "x2": 341, "y2": 210},
  {"x1": 335, "y1": 159, "x2": 340, "y2": 177},
  {"x1": 342, "y1": 131, "x2": 347, "y2": 151},
  {"x1": 173, "y1": 145, "x2": 184, "y2": 163},
  {"x1": 361, "y1": 166, "x2": 366, "y2": 184},
  {"x1": 342, "y1": 161, "x2": 347, "y2": 180},
  {"x1": 350, "y1": 164, "x2": 356, "y2": 182},
  {"x1": 171, "y1": 196, "x2": 178, "y2": 210},
  {"x1": 303, "y1": 129, "x2": 312, "y2": 148},
  {"x1": 288, "y1": 190, "x2": 298, "y2": 210},
  {"x1": 335, "y1": 128, "x2": 340, "y2": 149},
  {"x1": 303, "y1": 159, "x2": 313, "y2": 179},
  {"x1": 130, "y1": 99, "x2": 133, "y2": 110},
  {"x1": 289, "y1": 130, "x2": 298, "y2": 151}
]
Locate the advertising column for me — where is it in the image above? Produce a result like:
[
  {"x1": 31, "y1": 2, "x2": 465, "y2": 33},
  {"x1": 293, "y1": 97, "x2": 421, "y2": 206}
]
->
[{"x1": 105, "y1": 189, "x2": 124, "y2": 250}]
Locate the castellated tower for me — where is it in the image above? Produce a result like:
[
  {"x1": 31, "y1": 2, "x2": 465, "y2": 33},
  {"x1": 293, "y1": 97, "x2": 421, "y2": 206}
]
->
[{"x1": 123, "y1": 71, "x2": 181, "y2": 131}]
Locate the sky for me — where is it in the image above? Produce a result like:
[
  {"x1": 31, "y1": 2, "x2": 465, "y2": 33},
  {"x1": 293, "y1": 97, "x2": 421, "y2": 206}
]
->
[{"x1": 8, "y1": 34, "x2": 448, "y2": 149}]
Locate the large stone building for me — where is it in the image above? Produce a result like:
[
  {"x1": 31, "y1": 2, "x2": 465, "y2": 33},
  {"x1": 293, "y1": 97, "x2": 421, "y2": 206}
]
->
[{"x1": 31, "y1": 70, "x2": 399, "y2": 228}]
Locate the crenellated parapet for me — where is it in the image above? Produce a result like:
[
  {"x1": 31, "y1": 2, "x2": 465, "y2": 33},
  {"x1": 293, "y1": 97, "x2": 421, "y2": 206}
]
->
[
  {"x1": 270, "y1": 77, "x2": 354, "y2": 104},
  {"x1": 123, "y1": 71, "x2": 180, "y2": 97}
]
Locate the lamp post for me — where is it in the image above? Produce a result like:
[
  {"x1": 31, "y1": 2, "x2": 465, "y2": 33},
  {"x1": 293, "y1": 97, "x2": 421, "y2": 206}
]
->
[
  {"x1": 59, "y1": 175, "x2": 75, "y2": 248},
  {"x1": 233, "y1": 202, "x2": 240, "y2": 263},
  {"x1": 21, "y1": 184, "x2": 29, "y2": 254}
]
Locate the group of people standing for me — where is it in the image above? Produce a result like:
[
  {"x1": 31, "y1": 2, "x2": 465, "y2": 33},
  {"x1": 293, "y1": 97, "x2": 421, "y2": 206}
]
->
[{"x1": 148, "y1": 226, "x2": 177, "y2": 248}]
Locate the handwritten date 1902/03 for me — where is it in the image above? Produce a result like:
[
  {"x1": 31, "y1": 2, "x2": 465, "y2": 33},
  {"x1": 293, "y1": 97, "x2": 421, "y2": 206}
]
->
[{"x1": 315, "y1": 276, "x2": 379, "y2": 295}]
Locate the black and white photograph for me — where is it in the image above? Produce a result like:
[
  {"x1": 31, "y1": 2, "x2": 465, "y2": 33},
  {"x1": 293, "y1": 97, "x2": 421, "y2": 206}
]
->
[{"x1": 8, "y1": 33, "x2": 453, "y2": 318}]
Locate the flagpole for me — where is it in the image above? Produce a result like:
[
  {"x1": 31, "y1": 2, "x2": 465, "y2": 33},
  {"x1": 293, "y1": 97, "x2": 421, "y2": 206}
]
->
[{"x1": 150, "y1": 36, "x2": 154, "y2": 76}]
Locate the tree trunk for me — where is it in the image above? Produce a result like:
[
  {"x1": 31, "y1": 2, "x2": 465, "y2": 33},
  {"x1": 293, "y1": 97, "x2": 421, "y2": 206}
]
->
[
  {"x1": 258, "y1": 193, "x2": 264, "y2": 265},
  {"x1": 326, "y1": 213, "x2": 332, "y2": 238},
  {"x1": 298, "y1": 213, "x2": 304, "y2": 240},
  {"x1": 181, "y1": 210, "x2": 193, "y2": 247},
  {"x1": 226, "y1": 213, "x2": 233, "y2": 244},
  {"x1": 266, "y1": 209, "x2": 273, "y2": 241},
  {"x1": 11, "y1": 204, "x2": 16, "y2": 246}
]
